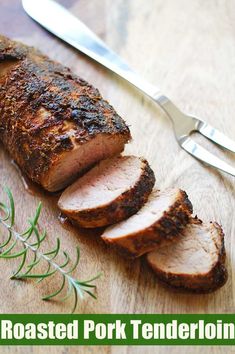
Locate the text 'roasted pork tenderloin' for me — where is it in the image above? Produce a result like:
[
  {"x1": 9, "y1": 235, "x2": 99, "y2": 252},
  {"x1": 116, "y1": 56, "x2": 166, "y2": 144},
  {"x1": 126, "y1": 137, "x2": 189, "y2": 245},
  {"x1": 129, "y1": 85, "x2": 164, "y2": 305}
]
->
[
  {"x1": 58, "y1": 156, "x2": 155, "y2": 228},
  {"x1": 101, "y1": 188, "x2": 193, "y2": 257},
  {"x1": 0, "y1": 35, "x2": 130, "y2": 191},
  {"x1": 147, "y1": 218, "x2": 227, "y2": 292}
]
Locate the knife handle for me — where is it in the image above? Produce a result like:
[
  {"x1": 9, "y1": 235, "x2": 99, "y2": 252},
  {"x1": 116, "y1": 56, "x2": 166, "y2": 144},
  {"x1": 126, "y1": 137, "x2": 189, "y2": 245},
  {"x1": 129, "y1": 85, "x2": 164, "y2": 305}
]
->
[
  {"x1": 54, "y1": 11, "x2": 162, "y2": 100},
  {"x1": 69, "y1": 28, "x2": 163, "y2": 100}
]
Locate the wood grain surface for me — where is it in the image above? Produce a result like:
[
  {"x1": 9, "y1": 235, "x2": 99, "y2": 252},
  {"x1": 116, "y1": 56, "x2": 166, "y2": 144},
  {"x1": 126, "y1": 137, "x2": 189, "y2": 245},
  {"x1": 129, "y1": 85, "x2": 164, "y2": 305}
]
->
[{"x1": 0, "y1": 0, "x2": 235, "y2": 353}]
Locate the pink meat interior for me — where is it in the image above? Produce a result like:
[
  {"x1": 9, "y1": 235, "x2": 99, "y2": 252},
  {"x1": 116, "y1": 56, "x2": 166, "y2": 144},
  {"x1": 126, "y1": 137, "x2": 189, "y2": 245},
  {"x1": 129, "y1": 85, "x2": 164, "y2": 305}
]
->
[
  {"x1": 147, "y1": 222, "x2": 220, "y2": 274},
  {"x1": 102, "y1": 188, "x2": 180, "y2": 238},
  {"x1": 58, "y1": 156, "x2": 143, "y2": 211}
]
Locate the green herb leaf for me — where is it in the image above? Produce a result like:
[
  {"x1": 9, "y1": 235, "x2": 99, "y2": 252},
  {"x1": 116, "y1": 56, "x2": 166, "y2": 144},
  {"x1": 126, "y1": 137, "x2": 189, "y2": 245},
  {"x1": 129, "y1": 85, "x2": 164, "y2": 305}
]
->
[{"x1": 0, "y1": 187, "x2": 100, "y2": 313}]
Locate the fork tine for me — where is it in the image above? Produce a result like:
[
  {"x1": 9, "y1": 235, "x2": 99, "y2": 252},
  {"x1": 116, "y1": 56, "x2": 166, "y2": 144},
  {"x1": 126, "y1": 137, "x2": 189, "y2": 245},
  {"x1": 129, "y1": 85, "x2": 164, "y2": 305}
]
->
[
  {"x1": 196, "y1": 121, "x2": 235, "y2": 153},
  {"x1": 180, "y1": 136, "x2": 235, "y2": 177}
]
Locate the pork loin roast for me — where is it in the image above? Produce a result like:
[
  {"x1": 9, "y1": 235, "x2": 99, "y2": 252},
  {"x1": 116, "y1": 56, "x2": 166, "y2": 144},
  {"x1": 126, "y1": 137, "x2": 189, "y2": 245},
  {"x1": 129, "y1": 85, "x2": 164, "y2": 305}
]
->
[
  {"x1": 58, "y1": 156, "x2": 155, "y2": 228},
  {"x1": 101, "y1": 188, "x2": 193, "y2": 257},
  {"x1": 147, "y1": 218, "x2": 227, "y2": 292},
  {"x1": 0, "y1": 35, "x2": 130, "y2": 191}
]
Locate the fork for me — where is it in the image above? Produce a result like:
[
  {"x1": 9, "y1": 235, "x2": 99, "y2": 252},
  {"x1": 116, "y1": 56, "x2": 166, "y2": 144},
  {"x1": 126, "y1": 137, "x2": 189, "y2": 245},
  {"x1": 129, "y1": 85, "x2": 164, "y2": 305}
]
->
[{"x1": 22, "y1": 0, "x2": 235, "y2": 177}]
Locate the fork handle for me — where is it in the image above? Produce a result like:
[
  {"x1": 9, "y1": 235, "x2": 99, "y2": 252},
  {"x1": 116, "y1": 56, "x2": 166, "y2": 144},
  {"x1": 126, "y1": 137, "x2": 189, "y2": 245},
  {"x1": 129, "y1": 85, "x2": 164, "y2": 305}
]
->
[
  {"x1": 54, "y1": 13, "x2": 168, "y2": 103},
  {"x1": 65, "y1": 24, "x2": 187, "y2": 131}
]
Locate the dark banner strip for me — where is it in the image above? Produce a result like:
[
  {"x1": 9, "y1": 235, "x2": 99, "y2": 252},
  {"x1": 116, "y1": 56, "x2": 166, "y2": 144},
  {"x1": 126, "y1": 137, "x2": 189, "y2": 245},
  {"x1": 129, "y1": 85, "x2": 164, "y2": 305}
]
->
[{"x1": 0, "y1": 314, "x2": 234, "y2": 345}]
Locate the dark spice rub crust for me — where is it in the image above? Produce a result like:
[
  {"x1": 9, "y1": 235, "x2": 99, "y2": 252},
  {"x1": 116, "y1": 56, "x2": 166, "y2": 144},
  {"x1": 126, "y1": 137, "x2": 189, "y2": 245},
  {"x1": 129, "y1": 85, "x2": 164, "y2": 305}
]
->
[
  {"x1": 58, "y1": 156, "x2": 155, "y2": 228},
  {"x1": 0, "y1": 35, "x2": 130, "y2": 191},
  {"x1": 147, "y1": 218, "x2": 227, "y2": 292},
  {"x1": 101, "y1": 188, "x2": 193, "y2": 257}
]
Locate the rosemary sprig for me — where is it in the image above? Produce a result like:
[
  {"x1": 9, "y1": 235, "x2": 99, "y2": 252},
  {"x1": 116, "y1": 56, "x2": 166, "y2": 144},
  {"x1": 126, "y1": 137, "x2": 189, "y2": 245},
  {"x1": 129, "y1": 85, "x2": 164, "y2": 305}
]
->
[{"x1": 0, "y1": 187, "x2": 101, "y2": 313}]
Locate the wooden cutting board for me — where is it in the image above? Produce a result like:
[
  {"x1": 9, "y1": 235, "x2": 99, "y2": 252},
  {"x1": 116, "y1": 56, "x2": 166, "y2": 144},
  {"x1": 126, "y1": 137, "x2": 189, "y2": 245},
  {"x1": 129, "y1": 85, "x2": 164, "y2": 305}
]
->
[{"x1": 0, "y1": 0, "x2": 235, "y2": 353}]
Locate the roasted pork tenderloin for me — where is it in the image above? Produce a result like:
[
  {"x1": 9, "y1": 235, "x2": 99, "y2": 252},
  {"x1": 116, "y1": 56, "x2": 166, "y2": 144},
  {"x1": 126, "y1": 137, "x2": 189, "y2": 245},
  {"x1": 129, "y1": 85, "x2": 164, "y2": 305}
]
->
[
  {"x1": 58, "y1": 156, "x2": 155, "y2": 228},
  {"x1": 147, "y1": 217, "x2": 227, "y2": 292},
  {"x1": 0, "y1": 35, "x2": 130, "y2": 191},
  {"x1": 101, "y1": 188, "x2": 193, "y2": 257}
]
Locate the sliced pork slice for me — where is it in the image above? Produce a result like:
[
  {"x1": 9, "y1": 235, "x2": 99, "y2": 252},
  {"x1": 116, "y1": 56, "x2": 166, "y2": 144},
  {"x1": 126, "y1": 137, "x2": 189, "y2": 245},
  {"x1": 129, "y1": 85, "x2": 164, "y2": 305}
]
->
[
  {"x1": 58, "y1": 156, "x2": 155, "y2": 228},
  {"x1": 101, "y1": 188, "x2": 193, "y2": 257},
  {"x1": 147, "y1": 218, "x2": 227, "y2": 292},
  {"x1": 0, "y1": 35, "x2": 130, "y2": 191}
]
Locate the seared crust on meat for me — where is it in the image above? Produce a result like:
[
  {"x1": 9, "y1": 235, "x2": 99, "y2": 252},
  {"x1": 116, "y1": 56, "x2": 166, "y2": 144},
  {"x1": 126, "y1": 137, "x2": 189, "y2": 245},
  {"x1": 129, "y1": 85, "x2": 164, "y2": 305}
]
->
[
  {"x1": 0, "y1": 35, "x2": 130, "y2": 190},
  {"x1": 147, "y1": 218, "x2": 228, "y2": 292},
  {"x1": 102, "y1": 189, "x2": 193, "y2": 257},
  {"x1": 58, "y1": 156, "x2": 155, "y2": 228}
]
